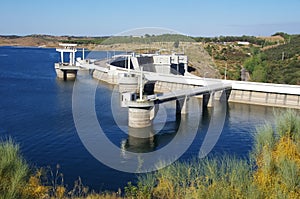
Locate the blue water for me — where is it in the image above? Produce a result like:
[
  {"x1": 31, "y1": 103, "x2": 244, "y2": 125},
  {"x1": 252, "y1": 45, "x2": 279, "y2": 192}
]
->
[{"x1": 0, "y1": 46, "x2": 281, "y2": 191}]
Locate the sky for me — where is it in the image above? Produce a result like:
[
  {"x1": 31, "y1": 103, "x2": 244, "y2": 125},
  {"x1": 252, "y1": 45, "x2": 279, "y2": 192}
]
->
[{"x1": 1, "y1": 0, "x2": 300, "y2": 37}]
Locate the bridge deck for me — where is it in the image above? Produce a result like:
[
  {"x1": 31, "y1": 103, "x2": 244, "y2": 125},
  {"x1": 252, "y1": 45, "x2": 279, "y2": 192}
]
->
[{"x1": 147, "y1": 83, "x2": 232, "y2": 104}]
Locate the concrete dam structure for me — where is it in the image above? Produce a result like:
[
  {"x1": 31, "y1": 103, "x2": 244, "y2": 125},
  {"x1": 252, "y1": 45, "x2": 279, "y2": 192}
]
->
[{"x1": 54, "y1": 44, "x2": 300, "y2": 127}]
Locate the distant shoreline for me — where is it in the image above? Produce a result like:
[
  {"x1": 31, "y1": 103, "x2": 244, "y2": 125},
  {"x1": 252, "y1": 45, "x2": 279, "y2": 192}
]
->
[
  {"x1": 0, "y1": 33, "x2": 286, "y2": 48},
  {"x1": 3, "y1": 33, "x2": 298, "y2": 83}
]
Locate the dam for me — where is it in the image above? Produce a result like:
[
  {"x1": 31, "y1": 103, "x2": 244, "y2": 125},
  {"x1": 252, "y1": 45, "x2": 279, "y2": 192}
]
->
[{"x1": 54, "y1": 44, "x2": 300, "y2": 128}]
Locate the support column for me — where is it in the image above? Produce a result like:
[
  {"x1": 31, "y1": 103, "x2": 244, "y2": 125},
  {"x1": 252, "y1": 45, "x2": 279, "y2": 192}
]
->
[
  {"x1": 128, "y1": 102, "x2": 155, "y2": 128},
  {"x1": 63, "y1": 70, "x2": 67, "y2": 81},
  {"x1": 176, "y1": 97, "x2": 189, "y2": 115},
  {"x1": 128, "y1": 56, "x2": 131, "y2": 72},
  {"x1": 128, "y1": 107, "x2": 152, "y2": 128},
  {"x1": 69, "y1": 53, "x2": 72, "y2": 65},
  {"x1": 60, "y1": 52, "x2": 64, "y2": 63},
  {"x1": 72, "y1": 51, "x2": 75, "y2": 65},
  {"x1": 220, "y1": 89, "x2": 232, "y2": 102},
  {"x1": 203, "y1": 92, "x2": 215, "y2": 108},
  {"x1": 184, "y1": 63, "x2": 188, "y2": 75}
]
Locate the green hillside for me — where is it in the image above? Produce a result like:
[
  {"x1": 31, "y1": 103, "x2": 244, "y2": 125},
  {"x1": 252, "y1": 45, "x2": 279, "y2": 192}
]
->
[
  {"x1": 262, "y1": 34, "x2": 300, "y2": 84},
  {"x1": 206, "y1": 33, "x2": 300, "y2": 85}
]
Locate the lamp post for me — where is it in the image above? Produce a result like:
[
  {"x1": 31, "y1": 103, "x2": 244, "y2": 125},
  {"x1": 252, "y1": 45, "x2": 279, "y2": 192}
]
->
[
  {"x1": 225, "y1": 62, "x2": 227, "y2": 80},
  {"x1": 139, "y1": 66, "x2": 144, "y2": 101},
  {"x1": 203, "y1": 71, "x2": 209, "y2": 88}
]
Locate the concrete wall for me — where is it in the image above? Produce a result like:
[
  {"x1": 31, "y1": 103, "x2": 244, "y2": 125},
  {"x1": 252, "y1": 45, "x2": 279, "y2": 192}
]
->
[
  {"x1": 229, "y1": 90, "x2": 300, "y2": 109},
  {"x1": 93, "y1": 69, "x2": 119, "y2": 84},
  {"x1": 227, "y1": 80, "x2": 300, "y2": 95},
  {"x1": 226, "y1": 80, "x2": 300, "y2": 109},
  {"x1": 154, "y1": 80, "x2": 300, "y2": 109},
  {"x1": 91, "y1": 66, "x2": 300, "y2": 109}
]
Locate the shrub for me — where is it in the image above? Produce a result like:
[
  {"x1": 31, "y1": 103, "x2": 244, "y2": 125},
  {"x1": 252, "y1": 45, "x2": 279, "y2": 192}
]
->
[
  {"x1": 0, "y1": 138, "x2": 30, "y2": 199},
  {"x1": 253, "y1": 109, "x2": 300, "y2": 198},
  {"x1": 131, "y1": 109, "x2": 300, "y2": 199}
]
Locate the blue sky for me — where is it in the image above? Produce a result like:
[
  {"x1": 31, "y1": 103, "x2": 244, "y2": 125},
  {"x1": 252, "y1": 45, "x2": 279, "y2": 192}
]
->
[{"x1": 1, "y1": 0, "x2": 300, "y2": 36}]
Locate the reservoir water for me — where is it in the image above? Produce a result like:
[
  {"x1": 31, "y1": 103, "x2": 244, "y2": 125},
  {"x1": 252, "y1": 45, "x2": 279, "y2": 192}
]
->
[{"x1": 0, "y1": 46, "x2": 283, "y2": 191}]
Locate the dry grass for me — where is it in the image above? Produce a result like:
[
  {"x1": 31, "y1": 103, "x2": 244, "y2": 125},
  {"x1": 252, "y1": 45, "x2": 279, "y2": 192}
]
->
[
  {"x1": 257, "y1": 35, "x2": 285, "y2": 42},
  {"x1": 126, "y1": 109, "x2": 300, "y2": 199}
]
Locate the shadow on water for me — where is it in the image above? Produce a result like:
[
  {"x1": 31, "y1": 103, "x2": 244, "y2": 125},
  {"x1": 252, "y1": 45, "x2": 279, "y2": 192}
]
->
[
  {"x1": 123, "y1": 117, "x2": 181, "y2": 153},
  {"x1": 120, "y1": 98, "x2": 231, "y2": 158},
  {"x1": 121, "y1": 99, "x2": 202, "y2": 154}
]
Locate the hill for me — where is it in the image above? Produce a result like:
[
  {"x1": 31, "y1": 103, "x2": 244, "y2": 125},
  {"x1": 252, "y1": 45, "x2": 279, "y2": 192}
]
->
[
  {"x1": 262, "y1": 34, "x2": 300, "y2": 84},
  {"x1": 202, "y1": 33, "x2": 300, "y2": 85},
  {"x1": 1, "y1": 33, "x2": 299, "y2": 84}
]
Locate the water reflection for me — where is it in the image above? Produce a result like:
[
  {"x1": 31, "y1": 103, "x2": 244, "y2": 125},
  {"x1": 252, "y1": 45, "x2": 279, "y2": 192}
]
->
[
  {"x1": 123, "y1": 114, "x2": 185, "y2": 154},
  {"x1": 122, "y1": 126, "x2": 156, "y2": 153},
  {"x1": 120, "y1": 98, "x2": 238, "y2": 162},
  {"x1": 121, "y1": 99, "x2": 200, "y2": 155}
]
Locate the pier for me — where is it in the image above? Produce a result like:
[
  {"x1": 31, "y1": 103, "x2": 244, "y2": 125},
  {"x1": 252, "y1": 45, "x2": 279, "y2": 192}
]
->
[{"x1": 55, "y1": 44, "x2": 81, "y2": 80}]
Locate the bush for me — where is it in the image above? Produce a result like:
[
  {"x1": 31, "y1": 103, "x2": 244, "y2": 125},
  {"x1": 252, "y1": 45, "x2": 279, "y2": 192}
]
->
[
  {"x1": 130, "y1": 110, "x2": 300, "y2": 199},
  {"x1": 253, "y1": 109, "x2": 300, "y2": 198},
  {"x1": 0, "y1": 138, "x2": 30, "y2": 199}
]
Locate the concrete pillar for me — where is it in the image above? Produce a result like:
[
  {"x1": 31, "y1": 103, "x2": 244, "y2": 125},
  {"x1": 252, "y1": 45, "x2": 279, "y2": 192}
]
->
[
  {"x1": 150, "y1": 104, "x2": 159, "y2": 121},
  {"x1": 184, "y1": 63, "x2": 188, "y2": 75},
  {"x1": 127, "y1": 56, "x2": 131, "y2": 72},
  {"x1": 203, "y1": 92, "x2": 215, "y2": 108},
  {"x1": 63, "y1": 70, "x2": 67, "y2": 81},
  {"x1": 208, "y1": 92, "x2": 215, "y2": 107},
  {"x1": 69, "y1": 53, "x2": 72, "y2": 65},
  {"x1": 202, "y1": 94, "x2": 210, "y2": 108},
  {"x1": 220, "y1": 89, "x2": 232, "y2": 102},
  {"x1": 60, "y1": 52, "x2": 64, "y2": 63},
  {"x1": 72, "y1": 51, "x2": 75, "y2": 65},
  {"x1": 128, "y1": 103, "x2": 155, "y2": 128},
  {"x1": 176, "y1": 97, "x2": 189, "y2": 115}
]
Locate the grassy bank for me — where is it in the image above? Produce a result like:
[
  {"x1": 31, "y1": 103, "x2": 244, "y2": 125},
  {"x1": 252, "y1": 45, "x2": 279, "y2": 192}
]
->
[
  {"x1": 0, "y1": 139, "x2": 29, "y2": 199},
  {"x1": 1, "y1": 109, "x2": 300, "y2": 198},
  {"x1": 126, "y1": 109, "x2": 300, "y2": 199}
]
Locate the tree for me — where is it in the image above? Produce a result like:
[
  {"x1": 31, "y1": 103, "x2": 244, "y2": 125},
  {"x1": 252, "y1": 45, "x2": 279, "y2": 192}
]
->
[
  {"x1": 252, "y1": 64, "x2": 267, "y2": 82},
  {"x1": 244, "y1": 53, "x2": 267, "y2": 82},
  {"x1": 244, "y1": 55, "x2": 260, "y2": 73},
  {"x1": 173, "y1": 40, "x2": 180, "y2": 48},
  {"x1": 244, "y1": 53, "x2": 267, "y2": 72}
]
